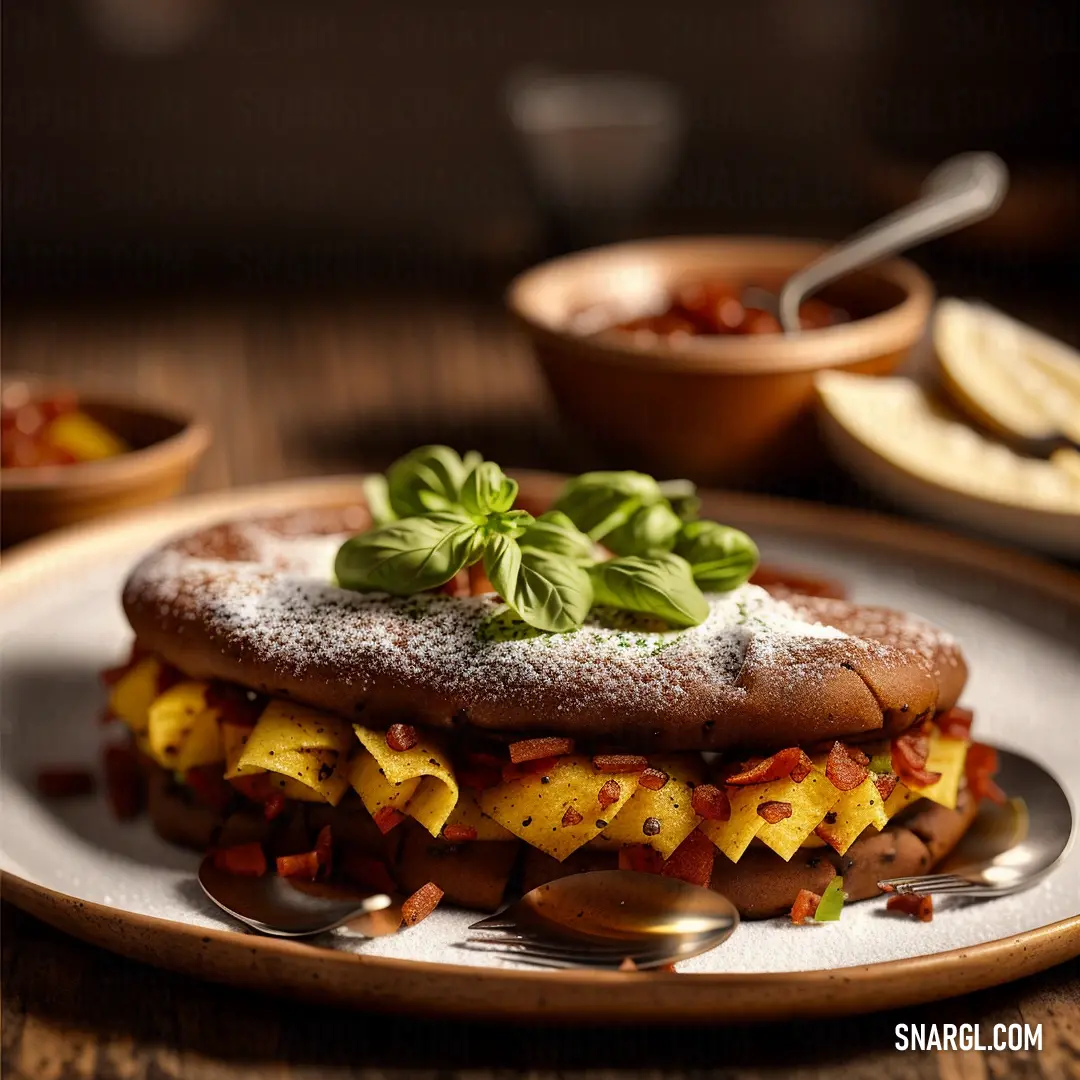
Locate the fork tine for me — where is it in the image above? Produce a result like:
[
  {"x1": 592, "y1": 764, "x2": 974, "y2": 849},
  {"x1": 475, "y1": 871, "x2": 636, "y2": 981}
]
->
[
  {"x1": 892, "y1": 882, "x2": 990, "y2": 898},
  {"x1": 462, "y1": 940, "x2": 668, "y2": 968},
  {"x1": 467, "y1": 912, "x2": 520, "y2": 931},
  {"x1": 466, "y1": 933, "x2": 652, "y2": 959},
  {"x1": 878, "y1": 873, "x2": 969, "y2": 888}
]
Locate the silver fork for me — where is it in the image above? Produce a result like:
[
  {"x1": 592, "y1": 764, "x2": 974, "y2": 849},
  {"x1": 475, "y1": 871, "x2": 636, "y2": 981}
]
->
[
  {"x1": 878, "y1": 751, "x2": 1073, "y2": 901},
  {"x1": 876, "y1": 872, "x2": 1019, "y2": 899},
  {"x1": 464, "y1": 870, "x2": 740, "y2": 970}
]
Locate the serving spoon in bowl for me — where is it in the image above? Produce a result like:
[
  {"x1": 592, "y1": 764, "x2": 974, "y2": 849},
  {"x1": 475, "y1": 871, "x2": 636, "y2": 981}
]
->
[{"x1": 776, "y1": 151, "x2": 1009, "y2": 334}]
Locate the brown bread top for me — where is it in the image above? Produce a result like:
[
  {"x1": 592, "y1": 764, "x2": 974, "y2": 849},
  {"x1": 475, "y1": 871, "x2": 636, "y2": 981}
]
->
[{"x1": 122, "y1": 506, "x2": 966, "y2": 752}]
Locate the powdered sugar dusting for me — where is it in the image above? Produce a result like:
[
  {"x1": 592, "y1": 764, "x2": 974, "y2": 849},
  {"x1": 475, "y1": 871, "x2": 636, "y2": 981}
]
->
[{"x1": 128, "y1": 521, "x2": 850, "y2": 710}]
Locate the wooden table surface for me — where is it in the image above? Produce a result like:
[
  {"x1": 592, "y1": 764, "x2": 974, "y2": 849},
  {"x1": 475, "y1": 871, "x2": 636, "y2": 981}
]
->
[{"x1": 2, "y1": 288, "x2": 1078, "y2": 1079}]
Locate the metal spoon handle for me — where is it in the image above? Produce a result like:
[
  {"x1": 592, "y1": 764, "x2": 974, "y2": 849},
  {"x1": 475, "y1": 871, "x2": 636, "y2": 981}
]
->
[{"x1": 778, "y1": 152, "x2": 1009, "y2": 333}]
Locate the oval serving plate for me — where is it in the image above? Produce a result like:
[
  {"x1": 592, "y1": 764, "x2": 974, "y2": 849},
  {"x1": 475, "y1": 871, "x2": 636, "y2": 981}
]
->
[{"x1": 2, "y1": 475, "x2": 1078, "y2": 1023}]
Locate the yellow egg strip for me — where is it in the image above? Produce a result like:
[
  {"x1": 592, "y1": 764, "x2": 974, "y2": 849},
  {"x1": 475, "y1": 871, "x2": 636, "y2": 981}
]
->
[
  {"x1": 225, "y1": 702, "x2": 353, "y2": 805},
  {"x1": 601, "y1": 754, "x2": 706, "y2": 859},
  {"x1": 353, "y1": 725, "x2": 459, "y2": 836},
  {"x1": 145, "y1": 682, "x2": 223, "y2": 773},
  {"x1": 479, "y1": 755, "x2": 641, "y2": 860}
]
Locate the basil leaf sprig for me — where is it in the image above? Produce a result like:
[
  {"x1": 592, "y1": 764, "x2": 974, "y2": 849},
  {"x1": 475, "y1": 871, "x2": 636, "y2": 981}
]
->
[
  {"x1": 674, "y1": 521, "x2": 760, "y2": 591},
  {"x1": 335, "y1": 512, "x2": 486, "y2": 595},
  {"x1": 590, "y1": 553, "x2": 709, "y2": 629},
  {"x1": 337, "y1": 448, "x2": 761, "y2": 634},
  {"x1": 386, "y1": 445, "x2": 481, "y2": 518}
]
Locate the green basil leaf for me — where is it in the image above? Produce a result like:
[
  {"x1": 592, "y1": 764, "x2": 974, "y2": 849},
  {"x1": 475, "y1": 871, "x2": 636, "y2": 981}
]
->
[
  {"x1": 658, "y1": 478, "x2": 701, "y2": 522},
  {"x1": 517, "y1": 510, "x2": 595, "y2": 561},
  {"x1": 589, "y1": 553, "x2": 709, "y2": 628},
  {"x1": 485, "y1": 509, "x2": 532, "y2": 537},
  {"x1": 361, "y1": 474, "x2": 396, "y2": 526},
  {"x1": 482, "y1": 532, "x2": 522, "y2": 603},
  {"x1": 486, "y1": 540, "x2": 593, "y2": 633},
  {"x1": 674, "y1": 520, "x2": 759, "y2": 591},
  {"x1": 461, "y1": 461, "x2": 519, "y2": 518},
  {"x1": 552, "y1": 470, "x2": 662, "y2": 540},
  {"x1": 515, "y1": 546, "x2": 594, "y2": 633},
  {"x1": 603, "y1": 501, "x2": 683, "y2": 556},
  {"x1": 334, "y1": 512, "x2": 484, "y2": 595},
  {"x1": 386, "y1": 445, "x2": 475, "y2": 517}
]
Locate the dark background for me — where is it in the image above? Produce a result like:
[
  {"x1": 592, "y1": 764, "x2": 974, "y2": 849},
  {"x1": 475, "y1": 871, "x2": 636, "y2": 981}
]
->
[{"x1": 4, "y1": 0, "x2": 1078, "y2": 296}]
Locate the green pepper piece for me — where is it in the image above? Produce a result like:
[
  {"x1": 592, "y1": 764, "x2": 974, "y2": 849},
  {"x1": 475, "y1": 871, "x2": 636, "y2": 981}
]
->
[
  {"x1": 813, "y1": 875, "x2": 846, "y2": 922},
  {"x1": 869, "y1": 752, "x2": 893, "y2": 776}
]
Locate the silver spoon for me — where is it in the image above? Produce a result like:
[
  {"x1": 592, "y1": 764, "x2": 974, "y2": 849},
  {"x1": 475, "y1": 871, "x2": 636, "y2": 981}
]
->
[
  {"x1": 777, "y1": 151, "x2": 1009, "y2": 333},
  {"x1": 466, "y1": 870, "x2": 740, "y2": 969},
  {"x1": 879, "y1": 746, "x2": 1073, "y2": 898},
  {"x1": 198, "y1": 856, "x2": 393, "y2": 937}
]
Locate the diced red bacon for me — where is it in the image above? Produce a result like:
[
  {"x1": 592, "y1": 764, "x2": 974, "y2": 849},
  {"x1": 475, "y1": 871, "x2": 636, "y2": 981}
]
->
[
  {"x1": 213, "y1": 842, "x2": 267, "y2": 877},
  {"x1": 103, "y1": 744, "x2": 145, "y2": 820},
  {"x1": 341, "y1": 851, "x2": 396, "y2": 893},
  {"x1": 846, "y1": 746, "x2": 870, "y2": 767},
  {"x1": 262, "y1": 791, "x2": 287, "y2": 821},
  {"x1": 276, "y1": 850, "x2": 321, "y2": 880},
  {"x1": 402, "y1": 882, "x2": 444, "y2": 926},
  {"x1": 660, "y1": 829, "x2": 715, "y2": 888},
  {"x1": 509, "y1": 736, "x2": 574, "y2": 764},
  {"x1": 36, "y1": 768, "x2": 96, "y2": 798},
  {"x1": 966, "y1": 742, "x2": 1006, "y2": 805},
  {"x1": 598, "y1": 779, "x2": 622, "y2": 809},
  {"x1": 386, "y1": 724, "x2": 419, "y2": 752},
  {"x1": 314, "y1": 825, "x2": 333, "y2": 876},
  {"x1": 690, "y1": 784, "x2": 731, "y2": 822},
  {"x1": 638, "y1": 767, "x2": 670, "y2": 791},
  {"x1": 372, "y1": 806, "x2": 406, "y2": 835},
  {"x1": 757, "y1": 800, "x2": 793, "y2": 824},
  {"x1": 937, "y1": 706, "x2": 974, "y2": 740},
  {"x1": 592, "y1": 754, "x2": 648, "y2": 774},
  {"x1": 442, "y1": 824, "x2": 478, "y2": 842},
  {"x1": 873, "y1": 773, "x2": 898, "y2": 802},
  {"x1": 184, "y1": 766, "x2": 233, "y2": 813},
  {"x1": 561, "y1": 806, "x2": 583, "y2": 827},
  {"x1": 886, "y1": 894, "x2": 934, "y2": 922},
  {"x1": 726, "y1": 747, "x2": 814, "y2": 786},
  {"x1": 790, "y1": 889, "x2": 822, "y2": 924},
  {"x1": 892, "y1": 731, "x2": 941, "y2": 788},
  {"x1": 618, "y1": 845, "x2": 664, "y2": 874},
  {"x1": 825, "y1": 741, "x2": 869, "y2": 792}
]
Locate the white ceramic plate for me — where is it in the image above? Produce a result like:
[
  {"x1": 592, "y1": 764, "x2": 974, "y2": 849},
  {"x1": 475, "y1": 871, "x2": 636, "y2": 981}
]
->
[{"x1": 2, "y1": 476, "x2": 1078, "y2": 1021}]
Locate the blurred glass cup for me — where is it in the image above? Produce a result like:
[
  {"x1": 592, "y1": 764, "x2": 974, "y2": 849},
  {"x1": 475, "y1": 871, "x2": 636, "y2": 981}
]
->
[{"x1": 505, "y1": 70, "x2": 684, "y2": 252}]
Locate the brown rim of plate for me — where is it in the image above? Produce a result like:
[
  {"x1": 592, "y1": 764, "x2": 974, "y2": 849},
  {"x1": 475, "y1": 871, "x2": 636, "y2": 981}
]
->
[
  {"x1": 1, "y1": 474, "x2": 1078, "y2": 1021},
  {"x1": 0, "y1": 396, "x2": 210, "y2": 494},
  {"x1": 3, "y1": 873, "x2": 1078, "y2": 1024},
  {"x1": 506, "y1": 236, "x2": 935, "y2": 375}
]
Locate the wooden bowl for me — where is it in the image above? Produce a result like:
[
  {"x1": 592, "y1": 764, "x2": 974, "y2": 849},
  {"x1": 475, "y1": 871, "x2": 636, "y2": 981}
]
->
[
  {"x1": 508, "y1": 236, "x2": 933, "y2": 484},
  {"x1": 1, "y1": 393, "x2": 210, "y2": 546}
]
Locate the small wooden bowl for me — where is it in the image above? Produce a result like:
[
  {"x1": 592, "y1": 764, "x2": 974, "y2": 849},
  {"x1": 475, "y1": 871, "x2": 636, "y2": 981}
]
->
[
  {"x1": 1, "y1": 393, "x2": 210, "y2": 546},
  {"x1": 508, "y1": 236, "x2": 933, "y2": 484}
]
